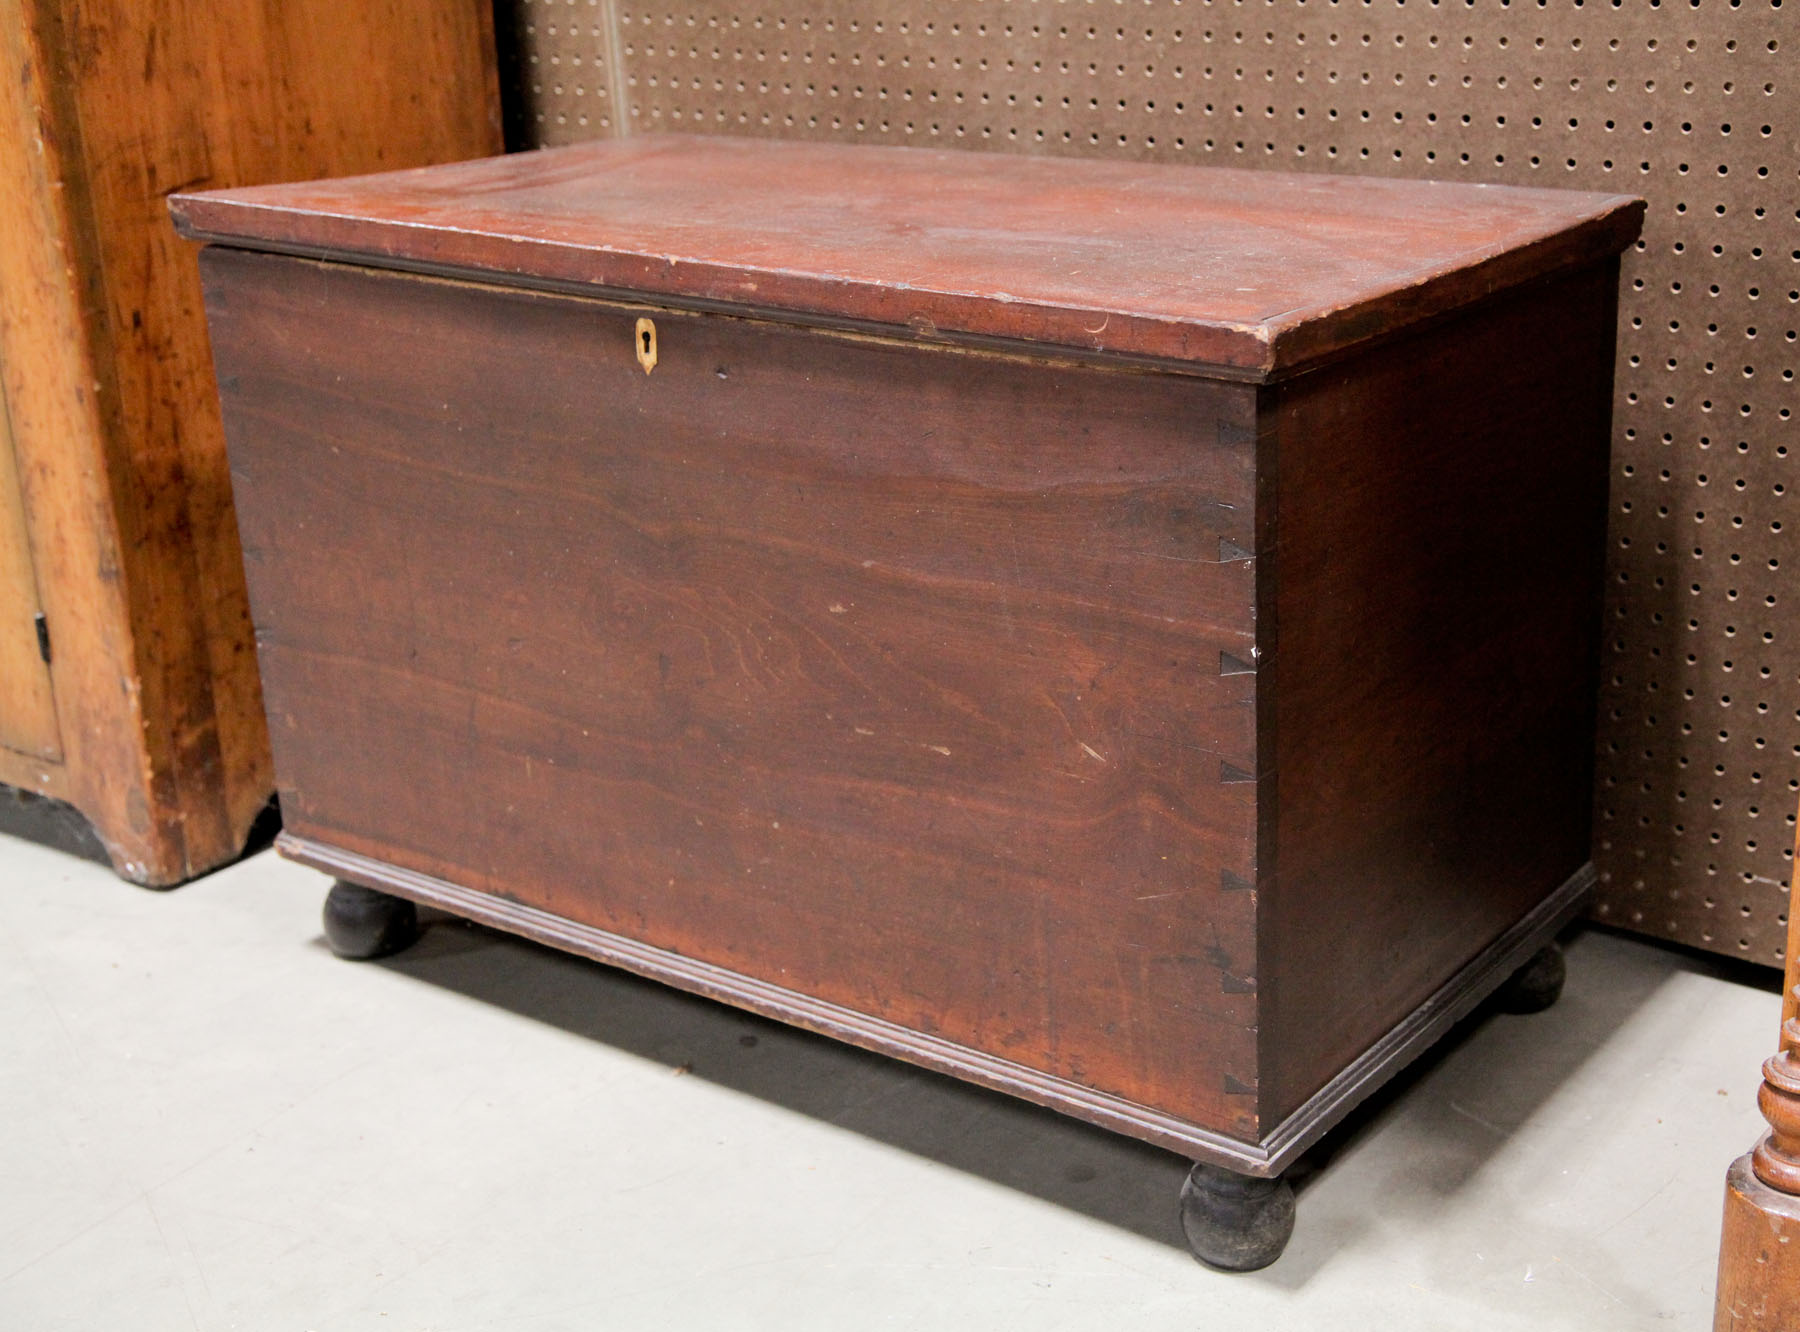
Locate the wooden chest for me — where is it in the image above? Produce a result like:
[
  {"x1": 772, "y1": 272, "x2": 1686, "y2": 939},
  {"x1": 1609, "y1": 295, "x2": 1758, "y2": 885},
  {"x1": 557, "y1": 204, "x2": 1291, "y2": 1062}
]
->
[{"x1": 174, "y1": 137, "x2": 1642, "y2": 1268}]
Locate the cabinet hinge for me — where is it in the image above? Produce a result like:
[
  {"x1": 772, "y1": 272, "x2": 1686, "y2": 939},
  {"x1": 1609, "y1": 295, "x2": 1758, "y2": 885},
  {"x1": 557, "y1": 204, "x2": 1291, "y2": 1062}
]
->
[{"x1": 34, "y1": 612, "x2": 50, "y2": 665}]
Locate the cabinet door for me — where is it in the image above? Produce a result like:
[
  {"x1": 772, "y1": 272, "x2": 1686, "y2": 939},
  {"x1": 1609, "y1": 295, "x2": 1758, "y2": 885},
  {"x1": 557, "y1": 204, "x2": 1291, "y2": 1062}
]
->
[{"x1": 0, "y1": 373, "x2": 60, "y2": 760}]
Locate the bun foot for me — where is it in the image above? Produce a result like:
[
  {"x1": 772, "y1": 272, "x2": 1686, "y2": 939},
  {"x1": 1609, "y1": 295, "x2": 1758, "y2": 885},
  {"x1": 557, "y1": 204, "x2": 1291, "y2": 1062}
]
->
[
  {"x1": 322, "y1": 880, "x2": 419, "y2": 960},
  {"x1": 1495, "y1": 942, "x2": 1566, "y2": 1015},
  {"x1": 1179, "y1": 1163, "x2": 1296, "y2": 1272}
]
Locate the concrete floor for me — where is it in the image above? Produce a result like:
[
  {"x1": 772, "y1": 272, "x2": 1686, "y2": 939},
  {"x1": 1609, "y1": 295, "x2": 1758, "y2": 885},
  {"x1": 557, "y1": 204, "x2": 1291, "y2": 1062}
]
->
[{"x1": 0, "y1": 832, "x2": 1779, "y2": 1331}]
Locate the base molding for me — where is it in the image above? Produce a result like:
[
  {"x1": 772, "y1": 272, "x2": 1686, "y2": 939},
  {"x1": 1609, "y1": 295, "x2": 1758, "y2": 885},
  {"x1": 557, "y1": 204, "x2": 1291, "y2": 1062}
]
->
[
  {"x1": 1259, "y1": 864, "x2": 1593, "y2": 1170},
  {"x1": 281, "y1": 831, "x2": 1590, "y2": 1176}
]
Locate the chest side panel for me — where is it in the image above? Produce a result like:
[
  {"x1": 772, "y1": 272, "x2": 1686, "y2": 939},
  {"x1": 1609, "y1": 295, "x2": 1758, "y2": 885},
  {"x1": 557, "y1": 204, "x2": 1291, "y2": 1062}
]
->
[
  {"x1": 206, "y1": 249, "x2": 1263, "y2": 1139},
  {"x1": 1258, "y1": 263, "x2": 1619, "y2": 1126}
]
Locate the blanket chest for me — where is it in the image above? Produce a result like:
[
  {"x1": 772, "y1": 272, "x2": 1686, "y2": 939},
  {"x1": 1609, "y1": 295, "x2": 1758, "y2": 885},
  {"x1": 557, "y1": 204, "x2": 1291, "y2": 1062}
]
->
[{"x1": 173, "y1": 137, "x2": 1642, "y2": 1269}]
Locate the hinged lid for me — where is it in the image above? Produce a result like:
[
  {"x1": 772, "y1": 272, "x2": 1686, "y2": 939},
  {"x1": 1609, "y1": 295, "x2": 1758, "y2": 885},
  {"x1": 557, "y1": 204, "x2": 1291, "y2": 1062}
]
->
[{"x1": 171, "y1": 135, "x2": 1642, "y2": 380}]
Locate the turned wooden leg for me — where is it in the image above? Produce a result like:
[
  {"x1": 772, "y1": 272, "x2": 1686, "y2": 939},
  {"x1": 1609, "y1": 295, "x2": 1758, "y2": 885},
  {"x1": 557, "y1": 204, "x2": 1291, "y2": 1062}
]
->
[
  {"x1": 1178, "y1": 1163, "x2": 1296, "y2": 1272},
  {"x1": 322, "y1": 880, "x2": 419, "y2": 960},
  {"x1": 1714, "y1": 807, "x2": 1800, "y2": 1331},
  {"x1": 1494, "y1": 941, "x2": 1567, "y2": 1015}
]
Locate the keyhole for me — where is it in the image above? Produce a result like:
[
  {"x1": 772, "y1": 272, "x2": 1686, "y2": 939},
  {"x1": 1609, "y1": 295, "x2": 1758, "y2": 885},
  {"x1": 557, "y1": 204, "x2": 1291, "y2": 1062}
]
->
[{"x1": 635, "y1": 317, "x2": 658, "y2": 375}]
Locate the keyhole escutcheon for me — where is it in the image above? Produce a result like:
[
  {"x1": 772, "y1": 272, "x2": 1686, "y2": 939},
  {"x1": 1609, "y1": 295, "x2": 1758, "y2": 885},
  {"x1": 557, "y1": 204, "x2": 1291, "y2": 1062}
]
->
[{"x1": 635, "y1": 317, "x2": 658, "y2": 375}]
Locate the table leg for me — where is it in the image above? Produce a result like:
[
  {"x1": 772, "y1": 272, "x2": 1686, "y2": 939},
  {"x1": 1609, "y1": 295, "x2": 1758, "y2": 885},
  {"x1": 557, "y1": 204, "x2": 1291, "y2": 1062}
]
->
[{"x1": 1714, "y1": 803, "x2": 1800, "y2": 1330}]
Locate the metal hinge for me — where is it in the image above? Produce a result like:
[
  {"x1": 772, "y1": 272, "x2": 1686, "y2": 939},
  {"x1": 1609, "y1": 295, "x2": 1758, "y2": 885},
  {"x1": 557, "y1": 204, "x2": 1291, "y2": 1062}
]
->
[{"x1": 34, "y1": 612, "x2": 50, "y2": 665}]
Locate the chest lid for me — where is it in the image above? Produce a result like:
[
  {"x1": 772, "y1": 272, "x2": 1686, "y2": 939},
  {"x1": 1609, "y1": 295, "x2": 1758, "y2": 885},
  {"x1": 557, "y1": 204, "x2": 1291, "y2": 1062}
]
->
[{"x1": 170, "y1": 135, "x2": 1641, "y2": 380}]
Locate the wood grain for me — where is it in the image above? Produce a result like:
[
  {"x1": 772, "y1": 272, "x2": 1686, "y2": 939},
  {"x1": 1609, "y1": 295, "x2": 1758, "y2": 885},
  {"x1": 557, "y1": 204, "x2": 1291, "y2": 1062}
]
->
[
  {"x1": 170, "y1": 134, "x2": 1644, "y2": 380},
  {"x1": 0, "y1": 0, "x2": 159, "y2": 872},
  {"x1": 0, "y1": 373, "x2": 59, "y2": 761},
  {"x1": 0, "y1": 0, "x2": 498, "y2": 881},
  {"x1": 1718, "y1": 1157, "x2": 1800, "y2": 1331},
  {"x1": 207, "y1": 248, "x2": 1267, "y2": 1138},
  {"x1": 1256, "y1": 262, "x2": 1621, "y2": 1124}
]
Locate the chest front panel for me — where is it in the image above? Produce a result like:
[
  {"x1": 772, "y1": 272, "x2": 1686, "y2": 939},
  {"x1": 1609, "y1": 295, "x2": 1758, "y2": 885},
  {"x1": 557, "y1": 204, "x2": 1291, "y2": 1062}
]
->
[{"x1": 206, "y1": 249, "x2": 1267, "y2": 1137}]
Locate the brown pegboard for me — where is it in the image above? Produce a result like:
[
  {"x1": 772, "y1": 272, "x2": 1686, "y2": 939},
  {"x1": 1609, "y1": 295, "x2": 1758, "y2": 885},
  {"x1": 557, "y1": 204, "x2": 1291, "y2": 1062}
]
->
[
  {"x1": 499, "y1": 0, "x2": 1798, "y2": 966},
  {"x1": 496, "y1": 0, "x2": 624, "y2": 145}
]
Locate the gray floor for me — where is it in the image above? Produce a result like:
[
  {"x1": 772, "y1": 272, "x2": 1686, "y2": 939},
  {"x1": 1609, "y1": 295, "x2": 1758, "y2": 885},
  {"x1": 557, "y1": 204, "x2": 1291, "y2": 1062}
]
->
[{"x1": 0, "y1": 833, "x2": 1778, "y2": 1331}]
